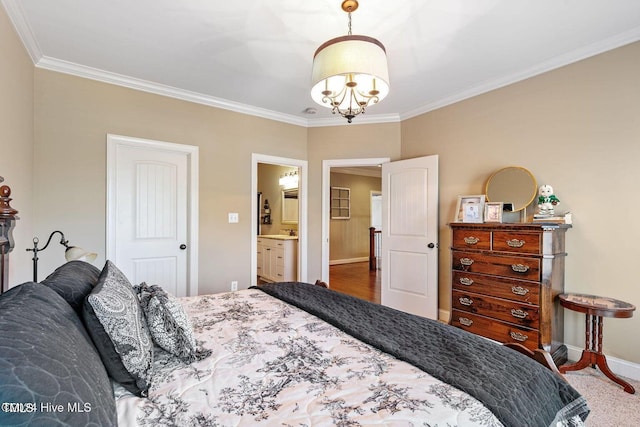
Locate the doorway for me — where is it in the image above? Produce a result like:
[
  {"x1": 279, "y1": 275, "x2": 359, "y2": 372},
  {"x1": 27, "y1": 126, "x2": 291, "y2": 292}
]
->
[
  {"x1": 321, "y1": 158, "x2": 389, "y2": 283},
  {"x1": 251, "y1": 154, "x2": 308, "y2": 286},
  {"x1": 322, "y1": 155, "x2": 439, "y2": 320}
]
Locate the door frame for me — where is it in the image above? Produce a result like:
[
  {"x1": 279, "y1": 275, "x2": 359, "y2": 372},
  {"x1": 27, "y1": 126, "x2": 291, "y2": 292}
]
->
[
  {"x1": 321, "y1": 157, "x2": 390, "y2": 283},
  {"x1": 106, "y1": 134, "x2": 200, "y2": 295},
  {"x1": 251, "y1": 153, "x2": 308, "y2": 286}
]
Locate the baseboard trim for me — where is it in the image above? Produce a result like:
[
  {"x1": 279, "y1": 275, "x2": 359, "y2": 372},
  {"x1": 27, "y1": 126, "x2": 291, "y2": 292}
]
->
[
  {"x1": 329, "y1": 257, "x2": 369, "y2": 265},
  {"x1": 438, "y1": 309, "x2": 640, "y2": 380}
]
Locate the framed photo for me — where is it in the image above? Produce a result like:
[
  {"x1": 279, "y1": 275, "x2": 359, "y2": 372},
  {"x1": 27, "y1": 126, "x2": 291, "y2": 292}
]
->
[
  {"x1": 454, "y1": 195, "x2": 486, "y2": 223},
  {"x1": 484, "y1": 202, "x2": 504, "y2": 223}
]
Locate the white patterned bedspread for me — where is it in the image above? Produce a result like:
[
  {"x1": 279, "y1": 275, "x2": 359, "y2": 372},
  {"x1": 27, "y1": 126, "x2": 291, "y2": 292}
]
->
[{"x1": 115, "y1": 289, "x2": 503, "y2": 426}]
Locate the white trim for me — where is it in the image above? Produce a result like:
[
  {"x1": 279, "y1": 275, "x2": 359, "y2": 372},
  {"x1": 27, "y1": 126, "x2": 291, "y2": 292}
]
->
[
  {"x1": 329, "y1": 257, "x2": 369, "y2": 266},
  {"x1": 401, "y1": 26, "x2": 640, "y2": 121},
  {"x1": 251, "y1": 154, "x2": 308, "y2": 286},
  {"x1": 322, "y1": 158, "x2": 391, "y2": 283},
  {"x1": 106, "y1": 134, "x2": 199, "y2": 296},
  {"x1": 1, "y1": 0, "x2": 43, "y2": 63},
  {"x1": 37, "y1": 56, "x2": 309, "y2": 127},
  {"x1": 566, "y1": 344, "x2": 640, "y2": 382},
  {"x1": 4, "y1": 0, "x2": 640, "y2": 127}
]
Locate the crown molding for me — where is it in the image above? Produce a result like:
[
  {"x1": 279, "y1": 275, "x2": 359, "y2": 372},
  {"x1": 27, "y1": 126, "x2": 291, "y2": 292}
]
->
[
  {"x1": 1, "y1": 0, "x2": 42, "y2": 64},
  {"x1": 306, "y1": 113, "x2": 401, "y2": 127},
  {"x1": 35, "y1": 56, "x2": 310, "y2": 127},
  {"x1": 401, "y1": 25, "x2": 640, "y2": 121},
  {"x1": 5, "y1": 0, "x2": 639, "y2": 128}
]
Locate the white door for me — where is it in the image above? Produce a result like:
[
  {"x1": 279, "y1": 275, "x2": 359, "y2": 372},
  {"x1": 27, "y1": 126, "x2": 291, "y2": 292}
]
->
[
  {"x1": 107, "y1": 135, "x2": 198, "y2": 297},
  {"x1": 381, "y1": 155, "x2": 439, "y2": 319}
]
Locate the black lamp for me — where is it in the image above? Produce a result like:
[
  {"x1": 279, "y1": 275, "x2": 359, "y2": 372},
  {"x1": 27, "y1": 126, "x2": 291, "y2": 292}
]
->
[{"x1": 26, "y1": 231, "x2": 97, "y2": 282}]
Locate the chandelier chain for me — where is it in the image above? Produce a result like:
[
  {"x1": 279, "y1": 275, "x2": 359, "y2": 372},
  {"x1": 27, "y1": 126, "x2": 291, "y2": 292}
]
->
[{"x1": 347, "y1": 11, "x2": 352, "y2": 35}]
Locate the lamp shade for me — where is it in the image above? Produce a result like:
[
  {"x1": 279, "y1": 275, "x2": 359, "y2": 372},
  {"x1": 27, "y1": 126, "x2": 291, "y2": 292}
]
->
[
  {"x1": 311, "y1": 35, "x2": 389, "y2": 110},
  {"x1": 65, "y1": 246, "x2": 97, "y2": 263}
]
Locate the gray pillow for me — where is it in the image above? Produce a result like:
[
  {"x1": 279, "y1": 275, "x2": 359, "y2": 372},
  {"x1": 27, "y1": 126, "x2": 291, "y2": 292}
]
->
[
  {"x1": 135, "y1": 282, "x2": 210, "y2": 363},
  {"x1": 0, "y1": 282, "x2": 116, "y2": 426},
  {"x1": 41, "y1": 260, "x2": 101, "y2": 312},
  {"x1": 82, "y1": 261, "x2": 153, "y2": 396}
]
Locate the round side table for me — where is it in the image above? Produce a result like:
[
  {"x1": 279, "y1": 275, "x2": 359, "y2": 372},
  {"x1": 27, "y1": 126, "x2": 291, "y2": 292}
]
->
[{"x1": 558, "y1": 293, "x2": 636, "y2": 394}]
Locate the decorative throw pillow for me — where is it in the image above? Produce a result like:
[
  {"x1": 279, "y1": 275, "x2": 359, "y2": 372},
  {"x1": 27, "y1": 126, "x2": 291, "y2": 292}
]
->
[
  {"x1": 42, "y1": 260, "x2": 101, "y2": 313},
  {"x1": 135, "y1": 282, "x2": 210, "y2": 363},
  {"x1": 82, "y1": 261, "x2": 153, "y2": 396}
]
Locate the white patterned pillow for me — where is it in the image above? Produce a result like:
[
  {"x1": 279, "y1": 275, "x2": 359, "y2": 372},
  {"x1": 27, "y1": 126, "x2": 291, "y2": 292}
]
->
[
  {"x1": 135, "y1": 282, "x2": 210, "y2": 363},
  {"x1": 83, "y1": 261, "x2": 153, "y2": 396}
]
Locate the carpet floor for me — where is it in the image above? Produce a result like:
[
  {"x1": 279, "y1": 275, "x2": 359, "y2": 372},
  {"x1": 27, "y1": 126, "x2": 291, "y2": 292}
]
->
[{"x1": 564, "y1": 368, "x2": 640, "y2": 426}]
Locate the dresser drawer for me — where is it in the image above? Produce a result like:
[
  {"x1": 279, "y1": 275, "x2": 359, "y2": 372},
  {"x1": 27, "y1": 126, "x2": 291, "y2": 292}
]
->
[
  {"x1": 492, "y1": 231, "x2": 541, "y2": 254},
  {"x1": 451, "y1": 310, "x2": 539, "y2": 351},
  {"x1": 452, "y1": 290, "x2": 539, "y2": 328},
  {"x1": 452, "y1": 271, "x2": 539, "y2": 304},
  {"x1": 452, "y1": 250, "x2": 540, "y2": 281},
  {"x1": 452, "y1": 229, "x2": 491, "y2": 250}
]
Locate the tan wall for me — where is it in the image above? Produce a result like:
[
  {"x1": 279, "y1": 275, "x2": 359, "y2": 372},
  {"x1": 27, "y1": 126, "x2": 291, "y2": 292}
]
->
[
  {"x1": 329, "y1": 172, "x2": 381, "y2": 261},
  {"x1": 401, "y1": 41, "x2": 640, "y2": 364},
  {"x1": 0, "y1": 9, "x2": 34, "y2": 285},
  {"x1": 306, "y1": 123, "x2": 402, "y2": 280},
  {"x1": 33, "y1": 69, "x2": 307, "y2": 294}
]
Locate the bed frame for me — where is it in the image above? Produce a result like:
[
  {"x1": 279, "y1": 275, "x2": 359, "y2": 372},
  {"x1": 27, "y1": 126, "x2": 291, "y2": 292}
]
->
[{"x1": 0, "y1": 184, "x2": 17, "y2": 294}]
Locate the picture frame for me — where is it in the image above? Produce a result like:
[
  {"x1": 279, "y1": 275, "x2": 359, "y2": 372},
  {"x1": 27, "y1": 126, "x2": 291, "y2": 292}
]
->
[
  {"x1": 484, "y1": 201, "x2": 504, "y2": 223},
  {"x1": 453, "y1": 195, "x2": 486, "y2": 223}
]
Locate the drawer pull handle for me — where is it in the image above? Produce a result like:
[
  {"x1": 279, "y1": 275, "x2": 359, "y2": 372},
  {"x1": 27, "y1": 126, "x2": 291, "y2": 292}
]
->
[
  {"x1": 510, "y1": 331, "x2": 529, "y2": 342},
  {"x1": 511, "y1": 309, "x2": 528, "y2": 319},
  {"x1": 511, "y1": 264, "x2": 530, "y2": 273},
  {"x1": 463, "y1": 236, "x2": 480, "y2": 245},
  {"x1": 511, "y1": 286, "x2": 530, "y2": 296},
  {"x1": 459, "y1": 297, "x2": 473, "y2": 306},
  {"x1": 506, "y1": 239, "x2": 525, "y2": 248},
  {"x1": 459, "y1": 277, "x2": 474, "y2": 286},
  {"x1": 460, "y1": 258, "x2": 474, "y2": 267},
  {"x1": 459, "y1": 317, "x2": 473, "y2": 327}
]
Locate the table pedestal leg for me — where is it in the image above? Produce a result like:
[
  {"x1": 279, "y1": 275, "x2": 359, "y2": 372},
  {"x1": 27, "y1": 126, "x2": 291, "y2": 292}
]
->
[{"x1": 560, "y1": 314, "x2": 635, "y2": 394}]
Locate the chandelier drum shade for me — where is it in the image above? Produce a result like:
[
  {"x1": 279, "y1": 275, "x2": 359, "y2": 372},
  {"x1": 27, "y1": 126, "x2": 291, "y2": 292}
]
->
[{"x1": 310, "y1": 0, "x2": 389, "y2": 123}]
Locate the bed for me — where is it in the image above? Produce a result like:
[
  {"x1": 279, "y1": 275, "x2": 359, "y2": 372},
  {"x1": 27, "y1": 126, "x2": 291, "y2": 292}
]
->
[
  {"x1": 0, "y1": 262, "x2": 589, "y2": 427},
  {"x1": 0, "y1": 198, "x2": 589, "y2": 426}
]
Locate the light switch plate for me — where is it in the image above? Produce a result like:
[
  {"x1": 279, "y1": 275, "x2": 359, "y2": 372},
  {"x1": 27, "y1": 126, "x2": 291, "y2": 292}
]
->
[{"x1": 228, "y1": 212, "x2": 239, "y2": 223}]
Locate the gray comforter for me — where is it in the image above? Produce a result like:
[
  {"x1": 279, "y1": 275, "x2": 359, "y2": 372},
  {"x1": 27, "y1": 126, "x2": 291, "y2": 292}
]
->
[{"x1": 255, "y1": 282, "x2": 590, "y2": 427}]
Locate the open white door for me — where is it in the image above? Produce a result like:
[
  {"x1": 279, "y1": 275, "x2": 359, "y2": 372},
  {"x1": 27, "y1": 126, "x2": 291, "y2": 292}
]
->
[{"x1": 381, "y1": 155, "x2": 438, "y2": 319}]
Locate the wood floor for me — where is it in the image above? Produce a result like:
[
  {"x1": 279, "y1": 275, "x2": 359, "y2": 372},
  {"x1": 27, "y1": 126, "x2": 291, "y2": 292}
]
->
[{"x1": 329, "y1": 262, "x2": 381, "y2": 304}]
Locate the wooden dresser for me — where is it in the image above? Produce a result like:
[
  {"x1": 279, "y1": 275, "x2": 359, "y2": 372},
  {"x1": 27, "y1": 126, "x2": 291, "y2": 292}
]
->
[{"x1": 449, "y1": 222, "x2": 570, "y2": 364}]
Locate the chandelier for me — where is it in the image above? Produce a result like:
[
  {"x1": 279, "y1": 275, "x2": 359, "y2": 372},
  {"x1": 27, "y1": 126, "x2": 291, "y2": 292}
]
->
[{"x1": 310, "y1": 0, "x2": 389, "y2": 123}]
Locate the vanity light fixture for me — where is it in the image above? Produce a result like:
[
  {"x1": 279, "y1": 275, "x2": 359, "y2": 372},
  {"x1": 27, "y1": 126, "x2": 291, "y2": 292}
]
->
[
  {"x1": 26, "y1": 231, "x2": 97, "y2": 281},
  {"x1": 310, "y1": 0, "x2": 389, "y2": 123},
  {"x1": 279, "y1": 171, "x2": 299, "y2": 189}
]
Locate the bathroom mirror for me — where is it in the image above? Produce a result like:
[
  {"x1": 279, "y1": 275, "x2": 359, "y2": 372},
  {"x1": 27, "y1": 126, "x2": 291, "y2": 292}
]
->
[
  {"x1": 485, "y1": 166, "x2": 537, "y2": 212},
  {"x1": 282, "y1": 189, "x2": 298, "y2": 224}
]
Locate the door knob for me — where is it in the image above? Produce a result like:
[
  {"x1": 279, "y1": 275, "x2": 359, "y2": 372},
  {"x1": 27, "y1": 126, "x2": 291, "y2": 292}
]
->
[
  {"x1": 179, "y1": 244, "x2": 187, "y2": 250},
  {"x1": 427, "y1": 242, "x2": 435, "y2": 249}
]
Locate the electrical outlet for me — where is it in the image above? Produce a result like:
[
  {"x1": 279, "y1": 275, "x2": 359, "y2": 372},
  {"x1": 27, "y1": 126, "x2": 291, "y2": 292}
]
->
[{"x1": 231, "y1": 281, "x2": 238, "y2": 291}]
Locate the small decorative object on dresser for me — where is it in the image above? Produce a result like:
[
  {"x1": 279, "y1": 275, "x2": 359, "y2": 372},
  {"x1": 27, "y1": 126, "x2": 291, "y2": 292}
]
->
[
  {"x1": 536, "y1": 184, "x2": 560, "y2": 216},
  {"x1": 450, "y1": 222, "x2": 571, "y2": 365},
  {"x1": 484, "y1": 202, "x2": 504, "y2": 223},
  {"x1": 453, "y1": 195, "x2": 486, "y2": 223}
]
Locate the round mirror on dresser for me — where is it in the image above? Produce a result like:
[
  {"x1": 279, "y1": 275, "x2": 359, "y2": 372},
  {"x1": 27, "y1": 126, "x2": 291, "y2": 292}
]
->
[{"x1": 485, "y1": 166, "x2": 537, "y2": 213}]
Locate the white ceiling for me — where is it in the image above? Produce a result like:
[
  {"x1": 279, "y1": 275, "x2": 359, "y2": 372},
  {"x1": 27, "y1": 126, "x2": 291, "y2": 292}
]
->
[{"x1": 3, "y1": 0, "x2": 640, "y2": 127}]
